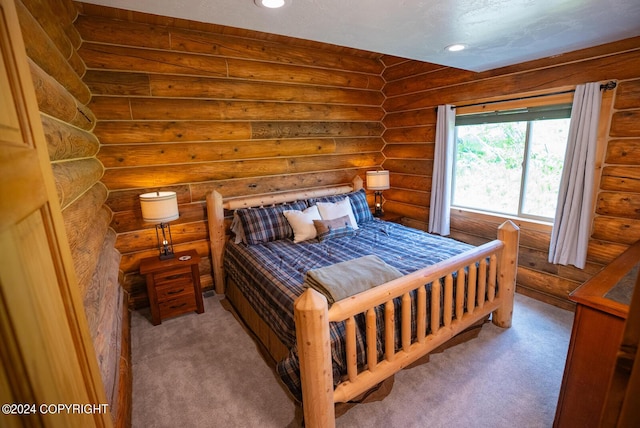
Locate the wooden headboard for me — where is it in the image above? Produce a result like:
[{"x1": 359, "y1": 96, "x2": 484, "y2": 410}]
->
[{"x1": 206, "y1": 176, "x2": 363, "y2": 294}]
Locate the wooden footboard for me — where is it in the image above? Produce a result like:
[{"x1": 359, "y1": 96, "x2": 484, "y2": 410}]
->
[{"x1": 295, "y1": 220, "x2": 519, "y2": 427}]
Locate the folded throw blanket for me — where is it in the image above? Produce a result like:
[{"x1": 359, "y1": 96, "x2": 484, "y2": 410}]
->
[{"x1": 304, "y1": 255, "x2": 403, "y2": 305}]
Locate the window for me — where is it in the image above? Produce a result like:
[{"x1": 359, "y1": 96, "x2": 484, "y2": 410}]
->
[{"x1": 452, "y1": 104, "x2": 571, "y2": 222}]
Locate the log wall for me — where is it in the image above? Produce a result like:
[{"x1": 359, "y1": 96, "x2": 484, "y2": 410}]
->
[
  {"x1": 17, "y1": 0, "x2": 128, "y2": 425},
  {"x1": 71, "y1": 2, "x2": 638, "y2": 311},
  {"x1": 381, "y1": 38, "x2": 640, "y2": 309},
  {"x1": 74, "y1": 4, "x2": 386, "y2": 308}
]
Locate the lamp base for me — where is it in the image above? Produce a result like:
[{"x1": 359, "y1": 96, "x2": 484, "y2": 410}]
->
[
  {"x1": 373, "y1": 191, "x2": 384, "y2": 217},
  {"x1": 155, "y1": 222, "x2": 176, "y2": 260}
]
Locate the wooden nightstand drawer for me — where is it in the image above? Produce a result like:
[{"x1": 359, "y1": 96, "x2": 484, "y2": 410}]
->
[
  {"x1": 158, "y1": 293, "x2": 198, "y2": 319},
  {"x1": 156, "y1": 281, "x2": 195, "y2": 302},
  {"x1": 139, "y1": 249, "x2": 204, "y2": 325},
  {"x1": 153, "y1": 266, "x2": 192, "y2": 288}
]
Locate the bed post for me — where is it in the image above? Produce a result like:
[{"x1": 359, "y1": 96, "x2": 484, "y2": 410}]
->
[
  {"x1": 206, "y1": 190, "x2": 226, "y2": 294},
  {"x1": 294, "y1": 288, "x2": 335, "y2": 428},
  {"x1": 352, "y1": 175, "x2": 363, "y2": 190},
  {"x1": 493, "y1": 220, "x2": 520, "y2": 328}
]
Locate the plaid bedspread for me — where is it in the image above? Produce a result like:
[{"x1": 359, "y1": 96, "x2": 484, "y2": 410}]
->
[{"x1": 224, "y1": 219, "x2": 475, "y2": 401}]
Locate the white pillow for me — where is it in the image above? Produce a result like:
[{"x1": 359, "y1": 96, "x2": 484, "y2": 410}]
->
[
  {"x1": 283, "y1": 205, "x2": 322, "y2": 243},
  {"x1": 316, "y1": 197, "x2": 358, "y2": 230}
]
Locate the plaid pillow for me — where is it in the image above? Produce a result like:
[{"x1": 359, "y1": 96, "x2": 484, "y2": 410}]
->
[
  {"x1": 313, "y1": 215, "x2": 356, "y2": 242},
  {"x1": 347, "y1": 188, "x2": 374, "y2": 224},
  {"x1": 236, "y1": 201, "x2": 307, "y2": 245},
  {"x1": 308, "y1": 189, "x2": 373, "y2": 225}
]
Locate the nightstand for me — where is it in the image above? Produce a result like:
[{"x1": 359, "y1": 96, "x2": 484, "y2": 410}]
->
[
  {"x1": 139, "y1": 249, "x2": 204, "y2": 325},
  {"x1": 375, "y1": 212, "x2": 403, "y2": 224}
]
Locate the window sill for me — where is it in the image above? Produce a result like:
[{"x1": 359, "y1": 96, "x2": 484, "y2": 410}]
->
[{"x1": 450, "y1": 206, "x2": 553, "y2": 232}]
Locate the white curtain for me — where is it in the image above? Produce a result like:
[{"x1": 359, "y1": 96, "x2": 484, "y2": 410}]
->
[
  {"x1": 548, "y1": 82, "x2": 603, "y2": 268},
  {"x1": 429, "y1": 104, "x2": 455, "y2": 235}
]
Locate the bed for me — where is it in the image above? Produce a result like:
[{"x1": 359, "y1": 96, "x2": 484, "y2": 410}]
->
[{"x1": 207, "y1": 177, "x2": 519, "y2": 427}]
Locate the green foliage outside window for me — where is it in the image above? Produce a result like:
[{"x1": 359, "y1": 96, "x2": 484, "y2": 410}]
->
[{"x1": 453, "y1": 118, "x2": 570, "y2": 220}]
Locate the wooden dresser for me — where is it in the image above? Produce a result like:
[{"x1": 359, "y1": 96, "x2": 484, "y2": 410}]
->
[
  {"x1": 554, "y1": 241, "x2": 640, "y2": 427},
  {"x1": 140, "y1": 249, "x2": 204, "y2": 325}
]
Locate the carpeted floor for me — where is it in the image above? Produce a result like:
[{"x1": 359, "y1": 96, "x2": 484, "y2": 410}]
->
[{"x1": 132, "y1": 292, "x2": 574, "y2": 427}]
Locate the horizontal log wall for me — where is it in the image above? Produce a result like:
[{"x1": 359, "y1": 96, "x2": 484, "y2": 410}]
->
[
  {"x1": 381, "y1": 37, "x2": 640, "y2": 309},
  {"x1": 72, "y1": 2, "x2": 639, "y2": 311},
  {"x1": 18, "y1": 0, "x2": 109, "y2": 293},
  {"x1": 74, "y1": 4, "x2": 386, "y2": 308},
  {"x1": 17, "y1": 0, "x2": 127, "y2": 423}
]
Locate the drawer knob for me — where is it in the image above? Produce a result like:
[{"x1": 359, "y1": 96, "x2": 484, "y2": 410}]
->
[{"x1": 167, "y1": 288, "x2": 185, "y2": 295}]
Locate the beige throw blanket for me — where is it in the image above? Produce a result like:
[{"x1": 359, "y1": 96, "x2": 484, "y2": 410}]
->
[{"x1": 304, "y1": 255, "x2": 403, "y2": 305}]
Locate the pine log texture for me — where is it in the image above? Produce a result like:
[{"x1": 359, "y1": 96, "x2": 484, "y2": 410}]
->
[
  {"x1": 17, "y1": 0, "x2": 90, "y2": 104},
  {"x1": 82, "y1": 228, "x2": 122, "y2": 416},
  {"x1": 614, "y1": 80, "x2": 640, "y2": 109},
  {"x1": 29, "y1": 59, "x2": 95, "y2": 131},
  {"x1": 76, "y1": 5, "x2": 388, "y2": 309},
  {"x1": 113, "y1": 202, "x2": 206, "y2": 237},
  {"x1": 596, "y1": 192, "x2": 640, "y2": 219},
  {"x1": 19, "y1": 1, "x2": 128, "y2": 424},
  {"x1": 605, "y1": 139, "x2": 640, "y2": 165},
  {"x1": 188, "y1": 168, "x2": 369, "y2": 202},
  {"x1": 97, "y1": 138, "x2": 381, "y2": 168},
  {"x1": 41, "y1": 113, "x2": 99, "y2": 161},
  {"x1": 70, "y1": 205, "x2": 112, "y2": 299},
  {"x1": 73, "y1": 2, "x2": 640, "y2": 312},
  {"x1": 102, "y1": 153, "x2": 383, "y2": 190},
  {"x1": 381, "y1": 37, "x2": 640, "y2": 308},
  {"x1": 29, "y1": 58, "x2": 77, "y2": 124},
  {"x1": 67, "y1": 49, "x2": 87, "y2": 78},
  {"x1": 20, "y1": 0, "x2": 73, "y2": 60},
  {"x1": 50, "y1": 0, "x2": 79, "y2": 40},
  {"x1": 600, "y1": 166, "x2": 640, "y2": 193},
  {"x1": 383, "y1": 49, "x2": 640, "y2": 111},
  {"x1": 92, "y1": 97, "x2": 384, "y2": 122},
  {"x1": 610, "y1": 111, "x2": 640, "y2": 137},
  {"x1": 51, "y1": 158, "x2": 104, "y2": 209},
  {"x1": 62, "y1": 183, "x2": 109, "y2": 260}
]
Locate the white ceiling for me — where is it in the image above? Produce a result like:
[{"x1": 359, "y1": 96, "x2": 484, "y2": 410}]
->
[{"x1": 80, "y1": 0, "x2": 640, "y2": 72}]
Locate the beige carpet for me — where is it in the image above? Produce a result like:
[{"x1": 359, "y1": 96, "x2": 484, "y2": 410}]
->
[{"x1": 132, "y1": 292, "x2": 574, "y2": 427}]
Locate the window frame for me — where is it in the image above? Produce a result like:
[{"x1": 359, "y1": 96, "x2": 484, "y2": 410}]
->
[{"x1": 450, "y1": 95, "x2": 574, "y2": 224}]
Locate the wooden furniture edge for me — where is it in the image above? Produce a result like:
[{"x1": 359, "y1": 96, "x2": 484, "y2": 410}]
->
[
  {"x1": 554, "y1": 240, "x2": 639, "y2": 427},
  {"x1": 569, "y1": 239, "x2": 640, "y2": 319}
]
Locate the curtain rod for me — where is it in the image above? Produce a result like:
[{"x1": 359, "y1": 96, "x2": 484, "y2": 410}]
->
[{"x1": 450, "y1": 80, "x2": 617, "y2": 110}]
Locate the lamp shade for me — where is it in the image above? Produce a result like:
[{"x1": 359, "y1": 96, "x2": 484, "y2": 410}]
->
[
  {"x1": 366, "y1": 170, "x2": 390, "y2": 190},
  {"x1": 140, "y1": 191, "x2": 179, "y2": 224}
]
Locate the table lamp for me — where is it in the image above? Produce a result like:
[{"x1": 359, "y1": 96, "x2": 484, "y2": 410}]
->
[
  {"x1": 366, "y1": 170, "x2": 390, "y2": 217},
  {"x1": 140, "y1": 191, "x2": 179, "y2": 260}
]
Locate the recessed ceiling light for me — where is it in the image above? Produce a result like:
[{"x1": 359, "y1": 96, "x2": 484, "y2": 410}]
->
[
  {"x1": 445, "y1": 44, "x2": 466, "y2": 52},
  {"x1": 254, "y1": 0, "x2": 290, "y2": 8}
]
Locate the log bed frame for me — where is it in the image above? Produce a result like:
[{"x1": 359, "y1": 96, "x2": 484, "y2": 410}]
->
[{"x1": 207, "y1": 177, "x2": 520, "y2": 428}]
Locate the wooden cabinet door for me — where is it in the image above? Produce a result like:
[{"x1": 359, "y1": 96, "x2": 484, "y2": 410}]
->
[
  {"x1": 0, "y1": 1, "x2": 111, "y2": 426},
  {"x1": 601, "y1": 269, "x2": 640, "y2": 426}
]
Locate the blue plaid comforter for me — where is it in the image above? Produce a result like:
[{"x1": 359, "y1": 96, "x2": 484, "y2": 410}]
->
[{"x1": 224, "y1": 219, "x2": 475, "y2": 401}]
